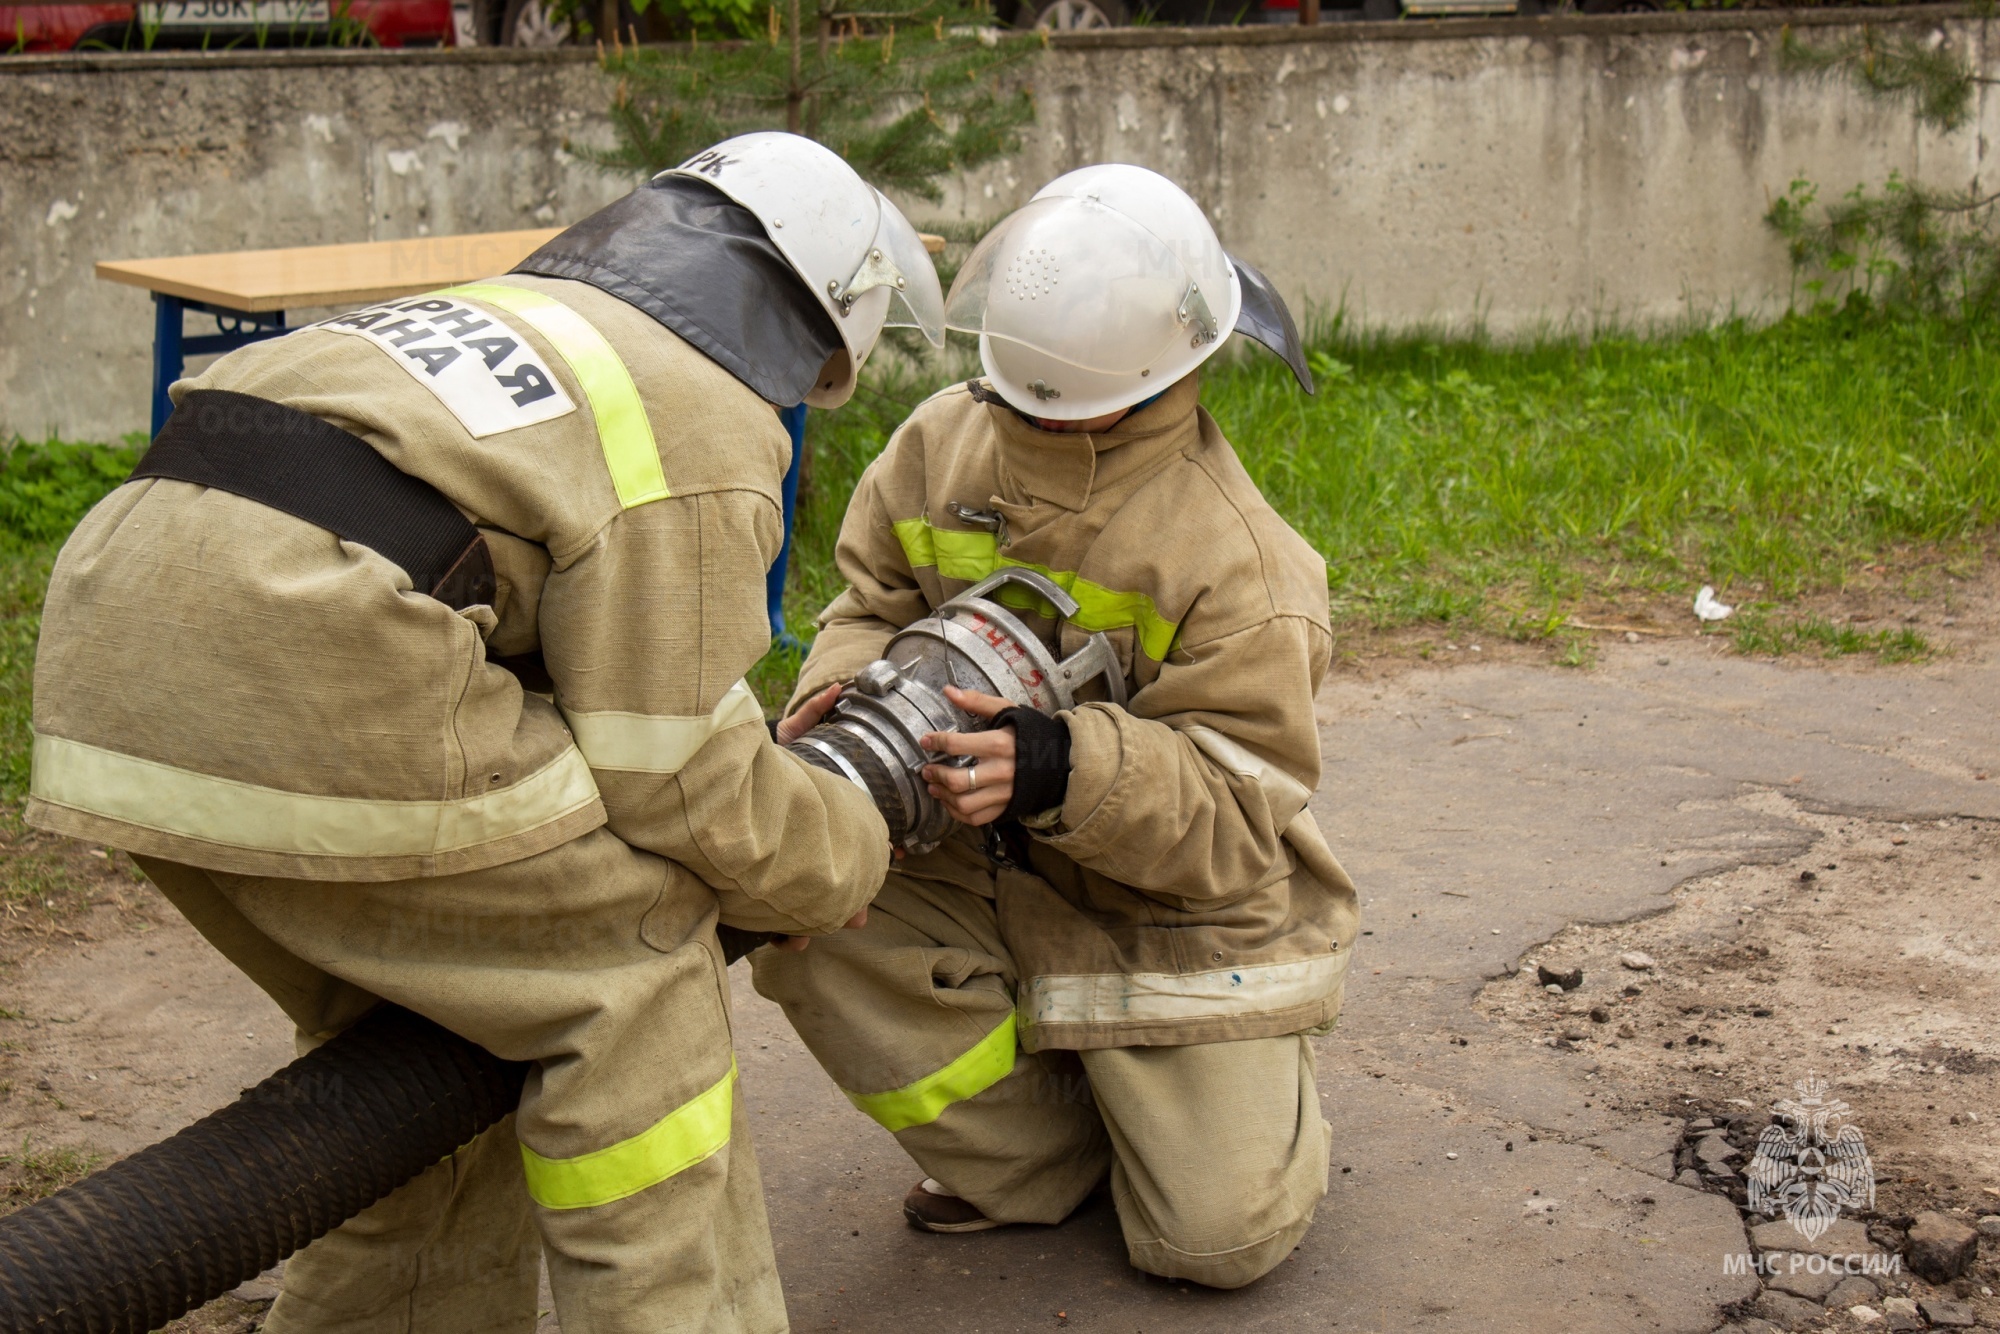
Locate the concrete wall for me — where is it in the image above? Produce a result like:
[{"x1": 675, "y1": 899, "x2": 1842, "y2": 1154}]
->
[{"x1": 3, "y1": 8, "x2": 1992, "y2": 440}]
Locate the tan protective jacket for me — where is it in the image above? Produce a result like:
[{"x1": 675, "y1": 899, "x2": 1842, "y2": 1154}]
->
[
  {"x1": 29, "y1": 274, "x2": 886, "y2": 936},
  {"x1": 793, "y1": 375, "x2": 1359, "y2": 1050}
]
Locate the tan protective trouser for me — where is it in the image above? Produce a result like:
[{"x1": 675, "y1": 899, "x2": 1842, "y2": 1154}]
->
[
  {"x1": 751, "y1": 873, "x2": 1331, "y2": 1290},
  {"x1": 139, "y1": 827, "x2": 789, "y2": 1334}
]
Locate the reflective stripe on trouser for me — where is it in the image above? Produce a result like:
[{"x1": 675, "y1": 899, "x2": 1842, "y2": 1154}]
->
[
  {"x1": 750, "y1": 871, "x2": 1330, "y2": 1288},
  {"x1": 137, "y1": 832, "x2": 787, "y2": 1334},
  {"x1": 750, "y1": 872, "x2": 1111, "y2": 1227}
]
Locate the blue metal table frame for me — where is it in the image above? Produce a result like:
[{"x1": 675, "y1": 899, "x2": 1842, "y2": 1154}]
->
[
  {"x1": 148, "y1": 292, "x2": 289, "y2": 438},
  {"x1": 147, "y1": 291, "x2": 810, "y2": 644}
]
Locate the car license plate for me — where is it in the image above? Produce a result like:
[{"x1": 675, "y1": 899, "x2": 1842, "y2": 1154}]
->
[{"x1": 139, "y1": 0, "x2": 332, "y2": 27}]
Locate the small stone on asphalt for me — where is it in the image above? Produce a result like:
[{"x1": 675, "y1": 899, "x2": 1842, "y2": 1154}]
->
[
  {"x1": 1917, "y1": 1297, "x2": 1975, "y2": 1328},
  {"x1": 1905, "y1": 1211, "x2": 1979, "y2": 1283}
]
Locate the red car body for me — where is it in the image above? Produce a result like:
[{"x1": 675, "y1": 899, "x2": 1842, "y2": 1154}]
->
[{"x1": 5, "y1": 0, "x2": 455, "y2": 52}]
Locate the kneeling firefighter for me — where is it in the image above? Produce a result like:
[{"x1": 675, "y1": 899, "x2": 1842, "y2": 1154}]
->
[
  {"x1": 754, "y1": 165, "x2": 1360, "y2": 1290},
  {"x1": 26, "y1": 132, "x2": 940, "y2": 1333}
]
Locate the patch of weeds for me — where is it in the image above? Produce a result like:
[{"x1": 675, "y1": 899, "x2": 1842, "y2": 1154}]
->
[
  {"x1": 1731, "y1": 613, "x2": 1932, "y2": 663},
  {"x1": 0, "y1": 438, "x2": 142, "y2": 548},
  {"x1": 0, "y1": 811, "x2": 102, "y2": 927},
  {"x1": 1504, "y1": 604, "x2": 1570, "y2": 643},
  {"x1": 1554, "y1": 635, "x2": 1595, "y2": 669},
  {"x1": 0, "y1": 1137, "x2": 100, "y2": 1212}
]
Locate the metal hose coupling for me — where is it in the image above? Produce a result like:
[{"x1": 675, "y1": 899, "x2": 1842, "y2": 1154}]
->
[{"x1": 786, "y1": 568, "x2": 1127, "y2": 853}]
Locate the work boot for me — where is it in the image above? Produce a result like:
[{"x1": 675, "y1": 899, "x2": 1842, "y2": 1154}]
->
[{"x1": 902, "y1": 1178, "x2": 1006, "y2": 1234}]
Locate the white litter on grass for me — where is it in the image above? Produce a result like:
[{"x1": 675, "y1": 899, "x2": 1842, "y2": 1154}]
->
[
  {"x1": 45, "y1": 199, "x2": 78, "y2": 227},
  {"x1": 386, "y1": 149, "x2": 421, "y2": 176},
  {"x1": 1693, "y1": 585, "x2": 1733, "y2": 621},
  {"x1": 426, "y1": 120, "x2": 469, "y2": 152}
]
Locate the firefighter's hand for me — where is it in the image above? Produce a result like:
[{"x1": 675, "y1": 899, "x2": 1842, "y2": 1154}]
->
[
  {"x1": 920, "y1": 687, "x2": 1015, "y2": 827},
  {"x1": 775, "y1": 683, "x2": 842, "y2": 746}
]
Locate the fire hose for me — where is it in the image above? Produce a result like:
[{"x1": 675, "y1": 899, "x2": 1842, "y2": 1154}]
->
[{"x1": 0, "y1": 568, "x2": 1116, "y2": 1332}]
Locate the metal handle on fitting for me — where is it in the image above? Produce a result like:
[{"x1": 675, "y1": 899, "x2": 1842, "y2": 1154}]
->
[
  {"x1": 787, "y1": 564, "x2": 1133, "y2": 854},
  {"x1": 949, "y1": 567, "x2": 1128, "y2": 709}
]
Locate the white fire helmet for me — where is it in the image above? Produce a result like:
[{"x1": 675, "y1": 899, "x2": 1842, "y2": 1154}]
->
[
  {"x1": 664, "y1": 132, "x2": 945, "y2": 408},
  {"x1": 944, "y1": 164, "x2": 1245, "y2": 421}
]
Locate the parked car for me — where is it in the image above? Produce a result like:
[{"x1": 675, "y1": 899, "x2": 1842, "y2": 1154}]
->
[
  {"x1": 5, "y1": 0, "x2": 455, "y2": 52},
  {"x1": 1015, "y1": 0, "x2": 1650, "y2": 28}
]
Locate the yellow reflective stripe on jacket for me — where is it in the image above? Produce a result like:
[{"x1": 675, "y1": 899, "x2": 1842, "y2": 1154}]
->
[
  {"x1": 561, "y1": 679, "x2": 763, "y2": 775},
  {"x1": 443, "y1": 283, "x2": 669, "y2": 509},
  {"x1": 521, "y1": 1058, "x2": 737, "y2": 1210},
  {"x1": 890, "y1": 518, "x2": 1179, "y2": 661},
  {"x1": 843, "y1": 1013, "x2": 1017, "y2": 1133},
  {"x1": 29, "y1": 732, "x2": 599, "y2": 859}
]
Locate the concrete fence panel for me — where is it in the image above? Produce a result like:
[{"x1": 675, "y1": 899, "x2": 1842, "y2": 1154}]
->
[{"x1": 1, "y1": 8, "x2": 1990, "y2": 440}]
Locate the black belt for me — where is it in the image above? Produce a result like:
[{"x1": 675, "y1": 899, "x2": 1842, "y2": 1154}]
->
[{"x1": 134, "y1": 389, "x2": 496, "y2": 610}]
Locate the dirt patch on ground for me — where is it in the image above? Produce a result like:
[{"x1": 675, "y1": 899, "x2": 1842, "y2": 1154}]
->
[
  {"x1": 1476, "y1": 797, "x2": 2000, "y2": 1327},
  {"x1": 1329, "y1": 545, "x2": 2000, "y2": 680}
]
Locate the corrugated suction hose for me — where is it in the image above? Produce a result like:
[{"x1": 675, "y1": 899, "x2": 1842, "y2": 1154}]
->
[
  {"x1": 0, "y1": 1004, "x2": 529, "y2": 1334},
  {"x1": 0, "y1": 929, "x2": 772, "y2": 1333}
]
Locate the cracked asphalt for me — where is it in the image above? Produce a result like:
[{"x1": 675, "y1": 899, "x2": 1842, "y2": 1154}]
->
[{"x1": 7, "y1": 627, "x2": 1997, "y2": 1333}]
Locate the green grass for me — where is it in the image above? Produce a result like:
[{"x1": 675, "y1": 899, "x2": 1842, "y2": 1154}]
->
[
  {"x1": 5, "y1": 313, "x2": 1993, "y2": 723},
  {"x1": 0, "y1": 1138, "x2": 101, "y2": 1212},
  {"x1": 1730, "y1": 612, "x2": 1932, "y2": 662},
  {"x1": 758, "y1": 308, "x2": 1997, "y2": 703}
]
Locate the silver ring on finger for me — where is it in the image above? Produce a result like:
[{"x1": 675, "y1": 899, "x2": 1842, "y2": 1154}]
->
[{"x1": 966, "y1": 764, "x2": 979, "y2": 793}]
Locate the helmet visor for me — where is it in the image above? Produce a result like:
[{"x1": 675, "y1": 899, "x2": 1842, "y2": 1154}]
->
[
  {"x1": 943, "y1": 196, "x2": 1217, "y2": 376},
  {"x1": 856, "y1": 192, "x2": 946, "y2": 347}
]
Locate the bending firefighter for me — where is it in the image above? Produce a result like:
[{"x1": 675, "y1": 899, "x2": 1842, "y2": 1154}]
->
[
  {"x1": 26, "y1": 133, "x2": 943, "y2": 1334},
  {"x1": 754, "y1": 165, "x2": 1359, "y2": 1289}
]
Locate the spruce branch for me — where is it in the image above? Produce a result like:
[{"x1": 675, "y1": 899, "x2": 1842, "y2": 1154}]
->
[
  {"x1": 1780, "y1": 24, "x2": 1995, "y2": 132},
  {"x1": 589, "y1": 0, "x2": 1037, "y2": 203}
]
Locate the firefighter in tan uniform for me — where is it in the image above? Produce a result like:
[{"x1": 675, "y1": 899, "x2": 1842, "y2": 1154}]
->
[
  {"x1": 753, "y1": 165, "x2": 1358, "y2": 1289},
  {"x1": 26, "y1": 133, "x2": 945, "y2": 1334}
]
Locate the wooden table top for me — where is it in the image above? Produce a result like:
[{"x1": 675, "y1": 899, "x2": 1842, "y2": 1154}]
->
[
  {"x1": 96, "y1": 228, "x2": 951, "y2": 314},
  {"x1": 94, "y1": 229, "x2": 566, "y2": 314}
]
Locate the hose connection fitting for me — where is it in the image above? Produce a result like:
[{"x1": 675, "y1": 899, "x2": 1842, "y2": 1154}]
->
[{"x1": 786, "y1": 568, "x2": 1126, "y2": 853}]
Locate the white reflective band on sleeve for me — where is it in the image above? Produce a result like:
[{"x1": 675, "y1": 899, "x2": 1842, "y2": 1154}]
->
[
  {"x1": 561, "y1": 679, "x2": 764, "y2": 774},
  {"x1": 29, "y1": 733, "x2": 600, "y2": 859},
  {"x1": 1179, "y1": 724, "x2": 1313, "y2": 833},
  {"x1": 1019, "y1": 953, "x2": 1349, "y2": 1030}
]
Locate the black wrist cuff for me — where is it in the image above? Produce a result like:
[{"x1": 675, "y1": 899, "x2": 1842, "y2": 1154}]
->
[{"x1": 998, "y1": 706, "x2": 1070, "y2": 822}]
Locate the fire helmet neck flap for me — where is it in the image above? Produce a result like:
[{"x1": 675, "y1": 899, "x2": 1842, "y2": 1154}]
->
[
  {"x1": 944, "y1": 164, "x2": 1313, "y2": 420},
  {"x1": 664, "y1": 132, "x2": 944, "y2": 408}
]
